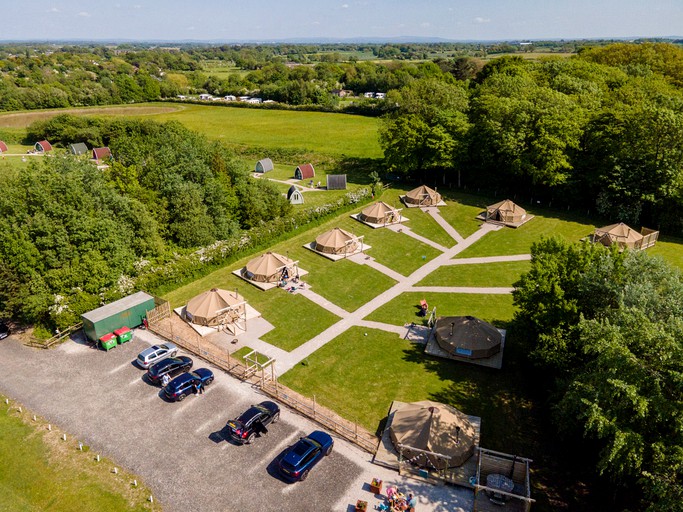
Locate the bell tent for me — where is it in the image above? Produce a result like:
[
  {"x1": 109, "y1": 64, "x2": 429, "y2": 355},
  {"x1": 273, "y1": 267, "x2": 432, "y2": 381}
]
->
[
  {"x1": 359, "y1": 201, "x2": 401, "y2": 225},
  {"x1": 404, "y1": 185, "x2": 442, "y2": 206},
  {"x1": 485, "y1": 199, "x2": 527, "y2": 225},
  {"x1": 593, "y1": 222, "x2": 658, "y2": 251},
  {"x1": 184, "y1": 288, "x2": 246, "y2": 328},
  {"x1": 389, "y1": 400, "x2": 476, "y2": 469},
  {"x1": 314, "y1": 228, "x2": 361, "y2": 255},
  {"x1": 242, "y1": 252, "x2": 297, "y2": 283}
]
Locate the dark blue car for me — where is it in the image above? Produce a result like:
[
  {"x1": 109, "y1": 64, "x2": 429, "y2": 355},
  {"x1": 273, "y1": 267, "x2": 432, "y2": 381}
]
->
[
  {"x1": 278, "y1": 430, "x2": 333, "y2": 482},
  {"x1": 163, "y1": 368, "x2": 214, "y2": 401}
]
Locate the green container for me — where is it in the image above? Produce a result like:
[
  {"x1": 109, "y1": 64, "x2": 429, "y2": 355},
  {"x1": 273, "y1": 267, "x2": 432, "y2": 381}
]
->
[
  {"x1": 114, "y1": 326, "x2": 133, "y2": 344},
  {"x1": 99, "y1": 333, "x2": 117, "y2": 351},
  {"x1": 82, "y1": 291, "x2": 155, "y2": 343}
]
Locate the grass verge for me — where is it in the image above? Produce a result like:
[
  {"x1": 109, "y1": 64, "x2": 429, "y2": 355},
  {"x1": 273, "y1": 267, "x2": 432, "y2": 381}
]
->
[
  {"x1": 0, "y1": 395, "x2": 159, "y2": 512},
  {"x1": 416, "y1": 261, "x2": 531, "y2": 287}
]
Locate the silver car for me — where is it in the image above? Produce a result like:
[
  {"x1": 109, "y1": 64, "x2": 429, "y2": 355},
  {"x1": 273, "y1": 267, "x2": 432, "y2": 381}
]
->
[{"x1": 136, "y1": 343, "x2": 178, "y2": 369}]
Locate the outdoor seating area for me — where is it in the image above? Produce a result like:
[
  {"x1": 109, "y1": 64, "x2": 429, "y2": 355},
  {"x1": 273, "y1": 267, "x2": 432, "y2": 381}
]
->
[
  {"x1": 591, "y1": 222, "x2": 659, "y2": 251},
  {"x1": 473, "y1": 449, "x2": 534, "y2": 512}
]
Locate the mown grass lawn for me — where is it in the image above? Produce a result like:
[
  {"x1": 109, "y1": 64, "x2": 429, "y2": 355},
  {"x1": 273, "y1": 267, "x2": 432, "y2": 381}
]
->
[
  {"x1": 456, "y1": 210, "x2": 598, "y2": 258},
  {"x1": 648, "y1": 235, "x2": 683, "y2": 271},
  {"x1": 164, "y1": 269, "x2": 339, "y2": 352},
  {"x1": 365, "y1": 292, "x2": 515, "y2": 327},
  {"x1": 378, "y1": 187, "x2": 457, "y2": 249},
  {"x1": 0, "y1": 399, "x2": 157, "y2": 512},
  {"x1": 416, "y1": 261, "x2": 531, "y2": 287},
  {"x1": 278, "y1": 326, "x2": 541, "y2": 459}
]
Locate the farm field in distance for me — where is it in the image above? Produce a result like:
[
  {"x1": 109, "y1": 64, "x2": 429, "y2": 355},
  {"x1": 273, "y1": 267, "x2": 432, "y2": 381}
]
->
[{"x1": 0, "y1": 102, "x2": 383, "y2": 159}]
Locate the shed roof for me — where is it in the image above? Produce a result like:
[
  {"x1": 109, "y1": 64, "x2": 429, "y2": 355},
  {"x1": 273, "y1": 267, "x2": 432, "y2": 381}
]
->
[
  {"x1": 35, "y1": 140, "x2": 53, "y2": 152},
  {"x1": 256, "y1": 158, "x2": 274, "y2": 172},
  {"x1": 296, "y1": 163, "x2": 315, "y2": 179},
  {"x1": 93, "y1": 147, "x2": 111, "y2": 160},
  {"x1": 69, "y1": 142, "x2": 89, "y2": 155},
  {"x1": 81, "y1": 291, "x2": 154, "y2": 324},
  {"x1": 326, "y1": 174, "x2": 347, "y2": 190}
]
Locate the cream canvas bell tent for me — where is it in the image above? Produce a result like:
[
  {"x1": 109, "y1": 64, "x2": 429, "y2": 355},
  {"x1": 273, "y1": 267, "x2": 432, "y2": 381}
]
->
[
  {"x1": 434, "y1": 316, "x2": 502, "y2": 360},
  {"x1": 184, "y1": 288, "x2": 246, "y2": 329},
  {"x1": 593, "y1": 222, "x2": 658, "y2": 251},
  {"x1": 242, "y1": 252, "x2": 297, "y2": 283},
  {"x1": 314, "y1": 228, "x2": 360, "y2": 255},
  {"x1": 485, "y1": 199, "x2": 527, "y2": 225},
  {"x1": 359, "y1": 201, "x2": 401, "y2": 225},
  {"x1": 389, "y1": 400, "x2": 476, "y2": 469},
  {"x1": 404, "y1": 185, "x2": 442, "y2": 206}
]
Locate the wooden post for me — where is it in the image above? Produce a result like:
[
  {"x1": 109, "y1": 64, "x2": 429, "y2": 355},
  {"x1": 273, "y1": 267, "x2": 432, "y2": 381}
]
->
[{"x1": 313, "y1": 395, "x2": 316, "y2": 419}]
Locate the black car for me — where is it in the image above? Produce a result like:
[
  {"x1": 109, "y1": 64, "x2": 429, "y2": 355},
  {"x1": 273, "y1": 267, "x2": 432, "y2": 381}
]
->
[
  {"x1": 147, "y1": 356, "x2": 193, "y2": 385},
  {"x1": 227, "y1": 401, "x2": 280, "y2": 444},
  {"x1": 163, "y1": 368, "x2": 214, "y2": 402},
  {"x1": 0, "y1": 321, "x2": 9, "y2": 340}
]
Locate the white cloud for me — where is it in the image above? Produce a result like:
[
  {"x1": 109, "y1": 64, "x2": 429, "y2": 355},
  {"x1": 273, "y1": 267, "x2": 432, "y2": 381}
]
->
[
  {"x1": 186, "y1": 26, "x2": 195, "y2": 31},
  {"x1": 341, "y1": 3, "x2": 349, "y2": 8},
  {"x1": 312, "y1": 21, "x2": 321, "y2": 25},
  {"x1": 474, "y1": 16, "x2": 491, "y2": 24},
  {"x1": 77, "y1": 11, "x2": 91, "y2": 17},
  {"x1": 134, "y1": 4, "x2": 141, "y2": 8},
  {"x1": 420, "y1": 22, "x2": 430, "y2": 28},
  {"x1": 47, "y1": 7, "x2": 59, "y2": 12}
]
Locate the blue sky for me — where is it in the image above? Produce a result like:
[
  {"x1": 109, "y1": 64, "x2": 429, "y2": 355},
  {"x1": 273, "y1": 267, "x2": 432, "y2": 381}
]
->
[{"x1": 3, "y1": 0, "x2": 681, "y2": 41}]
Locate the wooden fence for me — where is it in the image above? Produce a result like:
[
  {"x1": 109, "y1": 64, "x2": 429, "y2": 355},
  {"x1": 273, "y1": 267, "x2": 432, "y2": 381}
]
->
[
  {"x1": 147, "y1": 307, "x2": 378, "y2": 453},
  {"x1": 261, "y1": 380, "x2": 378, "y2": 453},
  {"x1": 27, "y1": 322, "x2": 83, "y2": 349}
]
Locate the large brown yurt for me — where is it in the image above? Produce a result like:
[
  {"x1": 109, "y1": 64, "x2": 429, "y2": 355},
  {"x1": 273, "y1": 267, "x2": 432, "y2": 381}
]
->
[
  {"x1": 184, "y1": 288, "x2": 246, "y2": 327},
  {"x1": 242, "y1": 252, "x2": 296, "y2": 283},
  {"x1": 486, "y1": 199, "x2": 527, "y2": 224},
  {"x1": 314, "y1": 228, "x2": 360, "y2": 255},
  {"x1": 404, "y1": 185, "x2": 442, "y2": 206},
  {"x1": 434, "y1": 316, "x2": 502, "y2": 360},
  {"x1": 389, "y1": 400, "x2": 476, "y2": 469},
  {"x1": 359, "y1": 201, "x2": 400, "y2": 225}
]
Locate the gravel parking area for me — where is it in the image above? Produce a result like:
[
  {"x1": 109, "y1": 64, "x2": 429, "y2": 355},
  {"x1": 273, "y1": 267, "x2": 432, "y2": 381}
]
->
[{"x1": 0, "y1": 331, "x2": 473, "y2": 512}]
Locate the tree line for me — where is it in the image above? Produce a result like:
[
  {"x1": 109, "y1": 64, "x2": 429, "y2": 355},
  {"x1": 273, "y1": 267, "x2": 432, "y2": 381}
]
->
[
  {"x1": 513, "y1": 238, "x2": 683, "y2": 511},
  {"x1": 0, "y1": 118, "x2": 290, "y2": 329},
  {"x1": 380, "y1": 43, "x2": 683, "y2": 235}
]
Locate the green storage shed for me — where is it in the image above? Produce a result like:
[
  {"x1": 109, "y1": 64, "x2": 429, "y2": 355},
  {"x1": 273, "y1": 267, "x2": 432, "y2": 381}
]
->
[{"x1": 82, "y1": 291, "x2": 156, "y2": 342}]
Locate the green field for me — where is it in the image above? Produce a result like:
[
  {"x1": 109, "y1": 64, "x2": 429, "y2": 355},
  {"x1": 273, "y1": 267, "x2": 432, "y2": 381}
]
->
[
  {"x1": 0, "y1": 398, "x2": 157, "y2": 512},
  {"x1": 0, "y1": 103, "x2": 382, "y2": 159}
]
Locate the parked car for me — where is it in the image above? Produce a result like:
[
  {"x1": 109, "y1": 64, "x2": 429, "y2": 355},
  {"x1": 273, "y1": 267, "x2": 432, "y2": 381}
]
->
[
  {"x1": 147, "y1": 356, "x2": 192, "y2": 385},
  {"x1": 0, "y1": 321, "x2": 9, "y2": 340},
  {"x1": 136, "y1": 343, "x2": 178, "y2": 369},
  {"x1": 278, "y1": 430, "x2": 333, "y2": 482},
  {"x1": 227, "y1": 401, "x2": 280, "y2": 444},
  {"x1": 163, "y1": 368, "x2": 214, "y2": 401}
]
